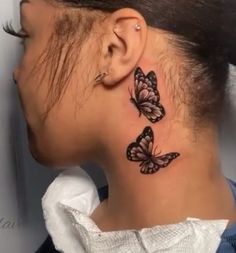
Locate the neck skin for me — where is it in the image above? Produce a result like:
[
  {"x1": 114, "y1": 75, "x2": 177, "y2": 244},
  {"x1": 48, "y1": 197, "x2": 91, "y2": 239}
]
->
[{"x1": 89, "y1": 67, "x2": 236, "y2": 232}]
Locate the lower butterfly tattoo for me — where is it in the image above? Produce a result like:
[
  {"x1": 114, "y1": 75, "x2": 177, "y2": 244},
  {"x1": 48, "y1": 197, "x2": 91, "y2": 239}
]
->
[
  {"x1": 127, "y1": 127, "x2": 180, "y2": 174},
  {"x1": 129, "y1": 67, "x2": 165, "y2": 123}
]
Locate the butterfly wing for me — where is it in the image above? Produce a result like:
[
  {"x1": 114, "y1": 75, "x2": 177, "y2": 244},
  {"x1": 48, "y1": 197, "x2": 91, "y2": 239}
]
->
[
  {"x1": 134, "y1": 68, "x2": 165, "y2": 123},
  {"x1": 140, "y1": 152, "x2": 180, "y2": 175},
  {"x1": 127, "y1": 127, "x2": 180, "y2": 175},
  {"x1": 127, "y1": 127, "x2": 153, "y2": 162},
  {"x1": 140, "y1": 160, "x2": 161, "y2": 174}
]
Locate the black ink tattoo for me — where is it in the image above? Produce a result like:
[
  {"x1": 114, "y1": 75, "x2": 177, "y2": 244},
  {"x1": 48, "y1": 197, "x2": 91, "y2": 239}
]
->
[
  {"x1": 127, "y1": 127, "x2": 180, "y2": 174},
  {"x1": 129, "y1": 67, "x2": 166, "y2": 123}
]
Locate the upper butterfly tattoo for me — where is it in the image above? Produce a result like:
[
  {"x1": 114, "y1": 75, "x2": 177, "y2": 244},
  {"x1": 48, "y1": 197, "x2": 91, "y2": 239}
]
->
[
  {"x1": 127, "y1": 126, "x2": 180, "y2": 174},
  {"x1": 129, "y1": 67, "x2": 166, "y2": 123}
]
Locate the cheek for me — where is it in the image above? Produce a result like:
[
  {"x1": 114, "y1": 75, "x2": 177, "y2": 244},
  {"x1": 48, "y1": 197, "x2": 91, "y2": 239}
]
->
[
  {"x1": 17, "y1": 76, "x2": 47, "y2": 130},
  {"x1": 17, "y1": 45, "x2": 96, "y2": 166},
  {"x1": 17, "y1": 50, "x2": 52, "y2": 127},
  {"x1": 16, "y1": 30, "x2": 53, "y2": 114}
]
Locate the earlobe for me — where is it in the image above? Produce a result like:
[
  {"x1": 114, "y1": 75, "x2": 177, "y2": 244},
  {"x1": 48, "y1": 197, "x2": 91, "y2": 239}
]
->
[{"x1": 99, "y1": 8, "x2": 148, "y2": 87}]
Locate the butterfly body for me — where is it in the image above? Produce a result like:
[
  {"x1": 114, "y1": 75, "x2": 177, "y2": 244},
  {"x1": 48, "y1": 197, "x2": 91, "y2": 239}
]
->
[
  {"x1": 127, "y1": 127, "x2": 180, "y2": 174},
  {"x1": 130, "y1": 96, "x2": 142, "y2": 117},
  {"x1": 129, "y1": 67, "x2": 166, "y2": 123}
]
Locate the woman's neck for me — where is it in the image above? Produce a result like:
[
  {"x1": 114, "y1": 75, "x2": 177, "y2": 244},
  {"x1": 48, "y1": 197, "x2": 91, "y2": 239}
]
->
[{"x1": 91, "y1": 125, "x2": 236, "y2": 232}]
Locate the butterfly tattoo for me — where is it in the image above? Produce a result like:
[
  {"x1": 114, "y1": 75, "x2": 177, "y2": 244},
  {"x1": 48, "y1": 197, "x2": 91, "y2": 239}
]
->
[
  {"x1": 127, "y1": 127, "x2": 180, "y2": 174},
  {"x1": 129, "y1": 67, "x2": 166, "y2": 123}
]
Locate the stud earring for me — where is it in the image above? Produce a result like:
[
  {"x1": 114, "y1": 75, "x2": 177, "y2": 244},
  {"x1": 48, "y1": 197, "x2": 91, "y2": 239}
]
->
[
  {"x1": 94, "y1": 72, "x2": 109, "y2": 83},
  {"x1": 134, "y1": 24, "x2": 141, "y2": 31}
]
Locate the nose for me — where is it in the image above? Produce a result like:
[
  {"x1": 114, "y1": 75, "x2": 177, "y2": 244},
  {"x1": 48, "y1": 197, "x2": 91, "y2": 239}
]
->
[{"x1": 12, "y1": 68, "x2": 19, "y2": 85}]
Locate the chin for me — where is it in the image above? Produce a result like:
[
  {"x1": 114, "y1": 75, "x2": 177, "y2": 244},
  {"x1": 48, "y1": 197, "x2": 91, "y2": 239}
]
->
[
  {"x1": 29, "y1": 145, "x2": 64, "y2": 169},
  {"x1": 28, "y1": 140, "x2": 78, "y2": 169},
  {"x1": 26, "y1": 125, "x2": 81, "y2": 168},
  {"x1": 27, "y1": 127, "x2": 53, "y2": 166},
  {"x1": 29, "y1": 141, "x2": 51, "y2": 166}
]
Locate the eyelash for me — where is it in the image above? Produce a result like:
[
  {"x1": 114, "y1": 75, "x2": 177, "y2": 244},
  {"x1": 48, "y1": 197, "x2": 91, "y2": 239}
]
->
[{"x1": 3, "y1": 22, "x2": 29, "y2": 45}]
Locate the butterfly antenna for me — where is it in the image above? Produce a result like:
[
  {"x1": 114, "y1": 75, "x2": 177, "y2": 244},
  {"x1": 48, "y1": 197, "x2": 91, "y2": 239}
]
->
[
  {"x1": 154, "y1": 146, "x2": 161, "y2": 156},
  {"x1": 128, "y1": 86, "x2": 133, "y2": 98},
  {"x1": 128, "y1": 86, "x2": 141, "y2": 117},
  {"x1": 154, "y1": 146, "x2": 158, "y2": 155}
]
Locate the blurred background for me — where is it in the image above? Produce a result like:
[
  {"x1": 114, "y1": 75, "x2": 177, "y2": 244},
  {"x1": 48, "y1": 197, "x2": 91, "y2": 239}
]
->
[{"x1": 0, "y1": 0, "x2": 235, "y2": 252}]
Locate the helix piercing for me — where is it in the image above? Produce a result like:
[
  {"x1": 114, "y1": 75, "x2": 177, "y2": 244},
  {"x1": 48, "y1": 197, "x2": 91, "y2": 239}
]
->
[{"x1": 135, "y1": 24, "x2": 141, "y2": 31}]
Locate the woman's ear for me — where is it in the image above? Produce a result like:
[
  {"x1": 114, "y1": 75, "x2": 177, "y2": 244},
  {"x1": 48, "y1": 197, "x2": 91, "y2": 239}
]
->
[{"x1": 97, "y1": 8, "x2": 148, "y2": 86}]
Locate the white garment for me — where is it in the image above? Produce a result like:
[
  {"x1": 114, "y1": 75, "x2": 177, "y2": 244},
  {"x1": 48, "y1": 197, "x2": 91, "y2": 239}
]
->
[{"x1": 42, "y1": 167, "x2": 229, "y2": 253}]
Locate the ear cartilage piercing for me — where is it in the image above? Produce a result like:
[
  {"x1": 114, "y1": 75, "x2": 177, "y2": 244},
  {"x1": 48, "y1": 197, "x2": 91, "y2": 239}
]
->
[
  {"x1": 95, "y1": 72, "x2": 108, "y2": 83},
  {"x1": 135, "y1": 24, "x2": 141, "y2": 31}
]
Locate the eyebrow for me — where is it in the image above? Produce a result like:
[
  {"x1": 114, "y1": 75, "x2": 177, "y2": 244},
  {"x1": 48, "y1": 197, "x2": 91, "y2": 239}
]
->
[{"x1": 20, "y1": 0, "x2": 30, "y2": 7}]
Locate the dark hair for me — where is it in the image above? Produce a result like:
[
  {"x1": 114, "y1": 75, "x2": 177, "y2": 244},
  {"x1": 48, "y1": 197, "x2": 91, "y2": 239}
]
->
[
  {"x1": 3, "y1": 0, "x2": 236, "y2": 125},
  {"x1": 59, "y1": 0, "x2": 236, "y2": 65}
]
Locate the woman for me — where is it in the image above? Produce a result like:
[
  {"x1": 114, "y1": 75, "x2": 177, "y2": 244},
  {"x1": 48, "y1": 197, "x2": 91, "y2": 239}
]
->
[{"x1": 3, "y1": 0, "x2": 236, "y2": 252}]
